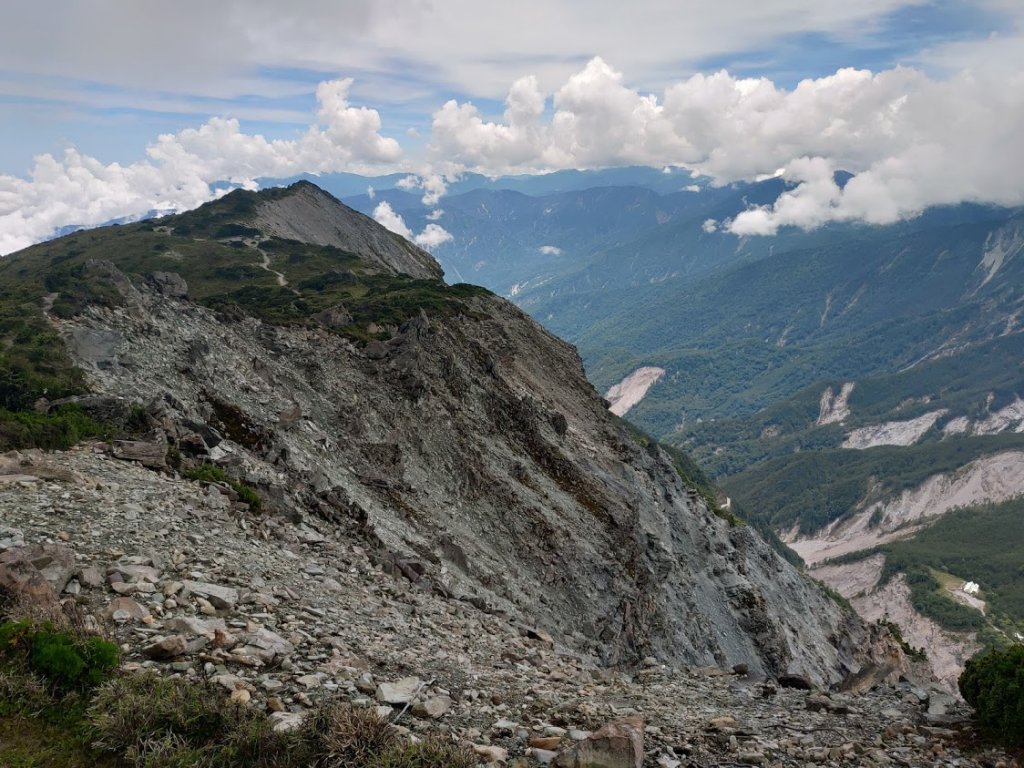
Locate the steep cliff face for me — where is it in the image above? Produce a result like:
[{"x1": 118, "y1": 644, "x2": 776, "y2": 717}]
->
[{"x1": 22, "y1": 183, "x2": 890, "y2": 684}]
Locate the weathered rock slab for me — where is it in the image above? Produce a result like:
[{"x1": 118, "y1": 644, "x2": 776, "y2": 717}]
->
[{"x1": 553, "y1": 717, "x2": 644, "y2": 768}]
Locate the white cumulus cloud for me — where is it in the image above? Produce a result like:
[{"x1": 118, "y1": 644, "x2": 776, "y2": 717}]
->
[
  {"x1": 414, "y1": 223, "x2": 453, "y2": 249},
  {"x1": 538, "y1": 245, "x2": 562, "y2": 255},
  {"x1": 396, "y1": 172, "x2": 451, "y2": 206},
  {"x1": 372, "y1": 201, "x2": 452, "y2": 250},
  {"x1": 372, "y1": 201, "x2": 414, "y2": 240},
  {"x1": 429, "y1": 58, "x2": 1024, "y2": 232},
  {"x1": 0, "y1": 78, "x2": 401, "y2": 254}
]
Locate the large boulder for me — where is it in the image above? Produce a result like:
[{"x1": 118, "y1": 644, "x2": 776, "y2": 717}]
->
[
  {"x1": 0, "y1": 556, "x2": 57, "y2": 607},
  {"x1": 553, "y1": 717, "x2": 644, "y2": 768},
  {"x1": 0, "y1": 543, "x2": 76, "y2": 599},
  {"x1": 112, "y1": 429, "x2": 167, "y2": 469}
]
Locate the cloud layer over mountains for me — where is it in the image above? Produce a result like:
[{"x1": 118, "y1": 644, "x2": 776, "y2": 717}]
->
[
  {"x1": 2, "y1": 55, "x2": 1023, "y2": 252},
  {"x1": 431, "y1": 58, "x2": 1024, "y2": 235}
]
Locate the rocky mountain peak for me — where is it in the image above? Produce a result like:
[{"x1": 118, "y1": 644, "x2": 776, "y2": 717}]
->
[
  {"x1": 2, "y1": 181, "x2": 904, "y2": 691},
  {"x1": 252, "y1": 181, "x2": 443, "y2": 281}
]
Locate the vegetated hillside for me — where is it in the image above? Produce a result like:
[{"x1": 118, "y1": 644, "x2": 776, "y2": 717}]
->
[
  {"x1": 876, "y1": 498, "x2": 1024, "y2": 635},
  {"x1": 0, "y1": 181, "x2": 891, "y2": 684},
  {"x1": 722, "y1": 435, "x2": 1024, "y2": 535},
  {"x1": 684, "y1": 331, "x2": 1024, "y2": 477},
  {"x1": 558, "y1": 207, "x2": 1024, "y2": 432},
  {"x1": 439, "y1": 184, "x2": 1021, "y2": 682}
]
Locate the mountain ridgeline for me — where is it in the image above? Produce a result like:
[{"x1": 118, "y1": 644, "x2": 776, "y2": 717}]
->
[{"x1": 0, "y1": 181, "x2": 896, "y2": 685}]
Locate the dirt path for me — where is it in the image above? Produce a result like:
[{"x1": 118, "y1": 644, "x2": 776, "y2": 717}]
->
[{"x1": 255, "y1": 250, "x2": 298, "y2": 294}]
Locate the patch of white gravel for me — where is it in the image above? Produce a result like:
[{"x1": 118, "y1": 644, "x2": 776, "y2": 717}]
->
[
  {"x1": 816, "y1": 382, "x2": 855, "y2": 425},
  {"x1": 842, "y1": 410, "x2": 946, "y2": 449},
  {"x1": 605, "y1": 366, "x2": 665, "y2": 416},
  {"x1": 785, "y1": 451, "x2": 1024, "y2": 566},
  {"x1": 848, "y1": 575, "x2": 981, "y2": 692}
]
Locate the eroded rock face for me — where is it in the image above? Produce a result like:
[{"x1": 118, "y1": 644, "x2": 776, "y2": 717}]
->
[{"x1": 52, "y1": 274, "x2": 888, "y2": 685}]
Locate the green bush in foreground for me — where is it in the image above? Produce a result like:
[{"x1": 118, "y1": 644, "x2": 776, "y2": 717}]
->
[
  {"x1": 0, "y1": 620, "x2": 120, "y2": 691},
  {"x1": 1, "y1": 659, "x2": 478, "y2": 768},
  {"x1": 959, "y1": 644, "x2": 1024, "y2": 747},
  {"x1": 0, "y1": 405, "x2": 112, "y2": 451}
]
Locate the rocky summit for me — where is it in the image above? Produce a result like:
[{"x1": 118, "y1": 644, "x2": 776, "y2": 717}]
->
[{"x1": 0, "y1": 182, "x2": 1014, "y2": 766}]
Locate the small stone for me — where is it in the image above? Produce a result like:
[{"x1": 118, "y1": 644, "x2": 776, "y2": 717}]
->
[
  {"x1": 230, "y1": 688, "x2": 251, "y2": 704},
  {"x1": 473, "y1": 745, "x2": 508, "y2": 763},
  {"x1": 181, "y1": 580, "x2": 239, "y2": 609},
  {"x1": 411, "y1": 695, "x2": 452, "y2": 719},
  {"x1": 492, "y1": 718, "x2": 519, "y2": 734},
  {"x1": 707, "y1": 715, "x2": 737, "y2": 731},
  {"x1": 376, "y1": 676, "x2": 422, "y2": 705},
  {"x1": 777, "y1": 673, "x2": 813, "y2": 690},
  {"x1": 295, "y1": 674, "x2": 321, "y2": 689},
  {"x1": 266, "y1": 697, "x2": 286, "y2": 713},
  {"x1": 197, "y1": 597, "x2": 217, "y2": 616},
  {"x1": 355, "y1": 673, "x2": 377, "y2": 695},
  {"x1": 806, "y1": 694, "x2": 833, "y2": 713},
  {"x1": 530, "y1": 736, "x2": 562, "y2": 750},
  {"x1": 78, "y1": 566, "x2": 104, "y2": 588},
  {"x1": 104, "y1": 596, "x2": 150, "y2": 622},
  {"x1": 142, "y1": 634, "x2": 187, "y2": 660},
  {"x1": 270, "y1": 712, "x2": 304, "y2": 732},
  {"x1": 521, "y1": 626, "x2": 555, "y2": 648},
  {"x1": 234, "y1": 627, "x2": 294, "y2": 663}
]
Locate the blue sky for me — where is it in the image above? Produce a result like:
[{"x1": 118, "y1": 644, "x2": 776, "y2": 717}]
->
[
  {"x1": 1, "y1": 0, "x2": 1022, "y2": 252},
  {"x1": 0, "y1": 0, "x2": 1014, "y2": 173}
]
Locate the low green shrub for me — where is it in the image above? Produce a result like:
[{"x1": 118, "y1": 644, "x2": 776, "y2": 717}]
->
[
  {"x1": 0, "y1": 620, "x2": 119, "y2": 691},
  {"x1": 183, "y1": 464, "x2": 262, "y2": 511},
  {"x1": 0, "y1": 668, "x2": 54, "y2": 716},
  {"x1": 959, "y1": 644, "x2": 1024, "y2": 747},
  {"x1": 0, "y1": 405, "x2": 111, "y2": 451}
]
